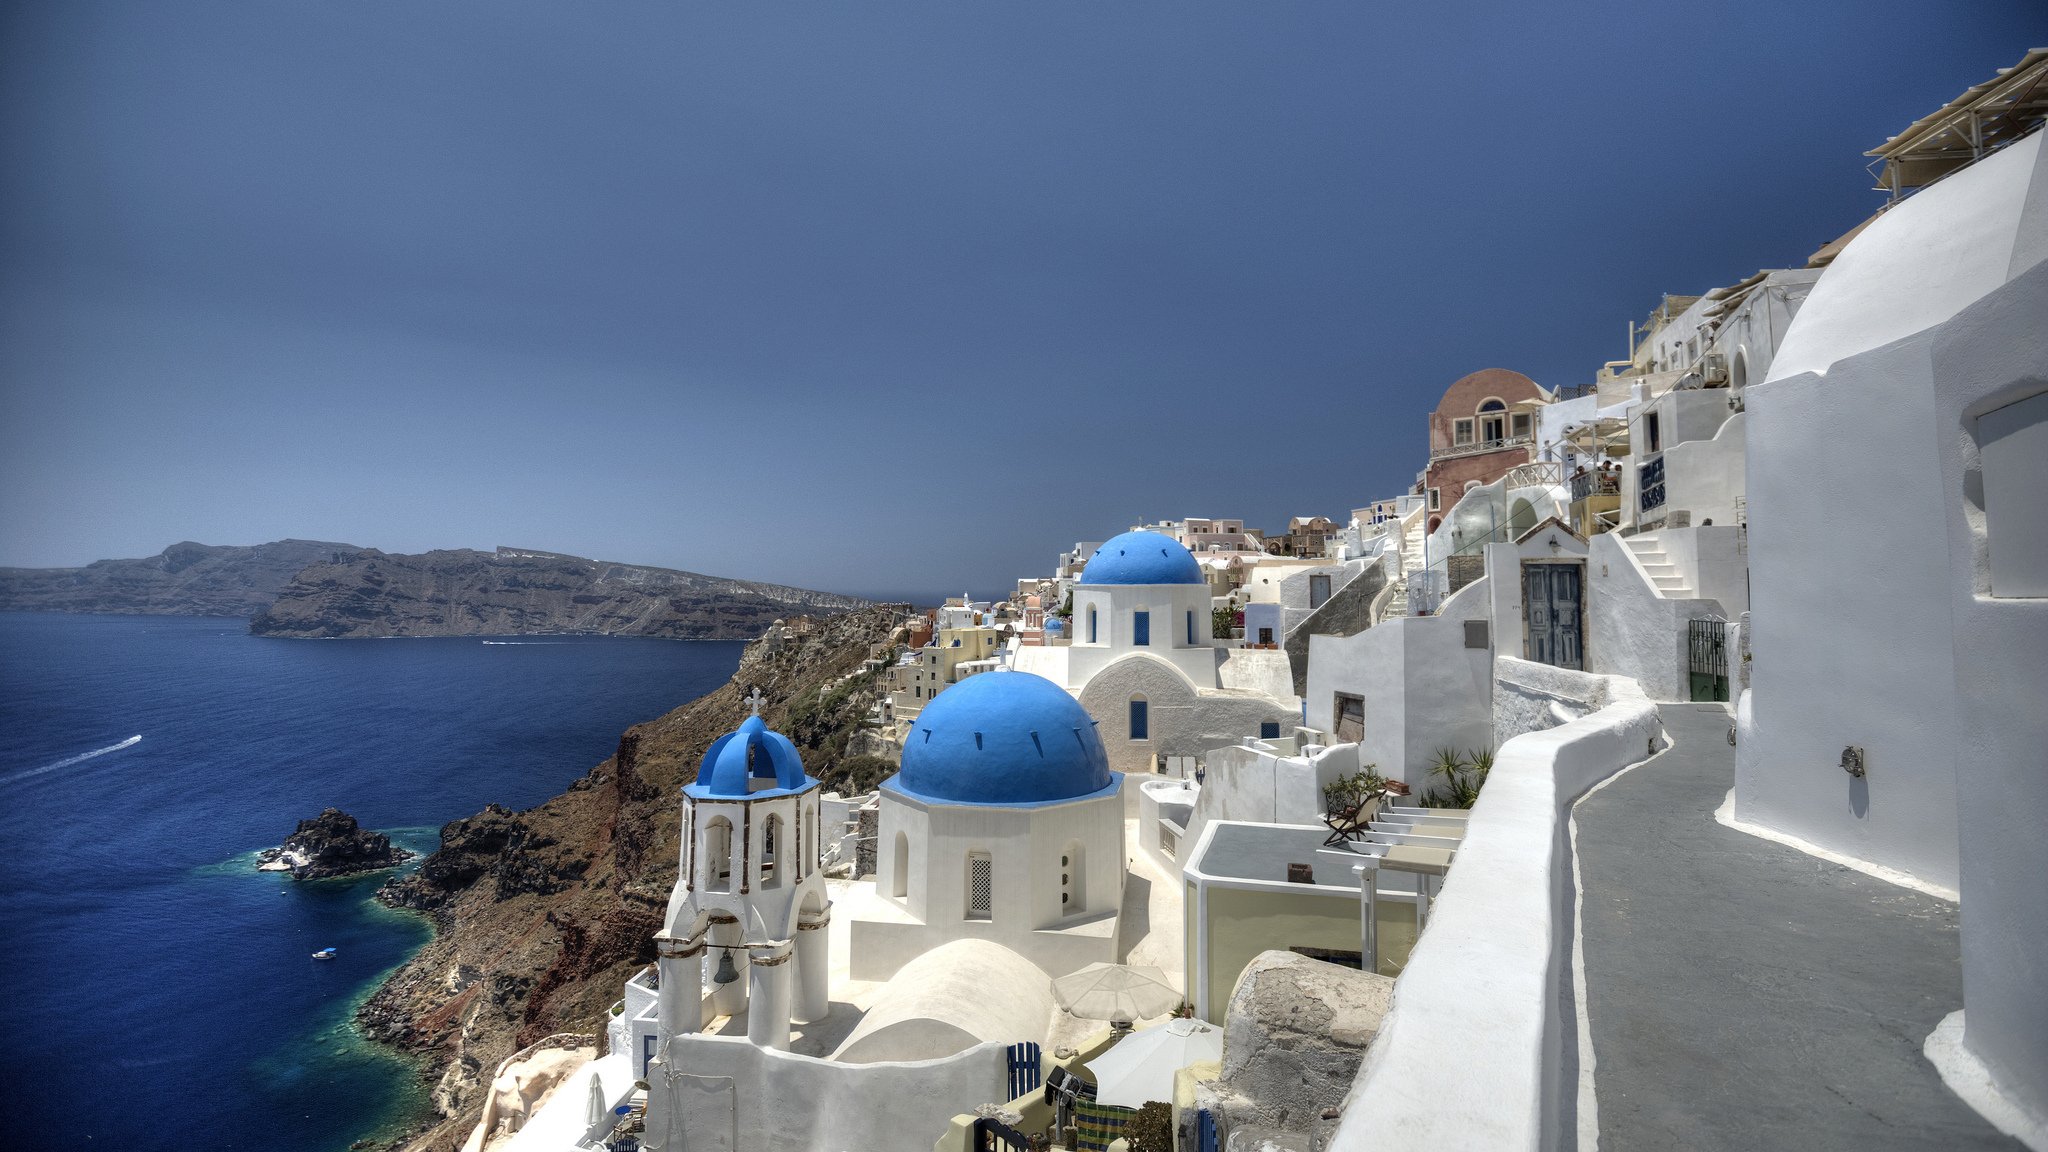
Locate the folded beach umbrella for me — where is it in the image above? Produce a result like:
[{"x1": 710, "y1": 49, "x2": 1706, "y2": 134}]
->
[
  {"x1": 1084, "y1": 1017, "x2": 1224, "y2": 1109},
  {"x1": 1051, "y1": 962, "x2": 1181, "y2": 1025},
  {"x1": 585, "y1": 1067, "x2": 607, "y2": 1128}
]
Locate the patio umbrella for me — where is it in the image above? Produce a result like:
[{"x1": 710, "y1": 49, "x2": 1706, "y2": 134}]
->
[
  {"x1": 1051, "y1": 962, "x2": 1181, "y2": 1026},
  {"x1": 585, "y1": 1067, "x2": 607, "y2": 1129},
  {"x1": 1084, "y1": 1017, "x2": 1224, "y2": 1109}
]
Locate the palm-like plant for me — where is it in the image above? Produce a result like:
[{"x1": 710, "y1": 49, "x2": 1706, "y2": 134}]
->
[{"x1": 1425, "y1": 746, "x2": 1497, "y2": 808}]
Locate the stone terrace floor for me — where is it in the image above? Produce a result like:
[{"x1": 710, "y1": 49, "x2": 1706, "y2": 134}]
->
[{"x1": 1573, "y1": 701, "x2": 2018, "y2": 1151}]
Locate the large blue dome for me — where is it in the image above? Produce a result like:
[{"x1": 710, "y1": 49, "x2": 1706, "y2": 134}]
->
[
  {"x1": 889, "y1": 671, "x2": 1115, "y2": 807},
  {"x1": 1080, "y1": 531, "x2": 1204, "y2": 586}
]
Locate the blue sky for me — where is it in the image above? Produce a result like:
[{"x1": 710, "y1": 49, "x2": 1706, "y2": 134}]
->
[{"x1": 2, "y1": 2, "x2": 2041, "y2": 599}]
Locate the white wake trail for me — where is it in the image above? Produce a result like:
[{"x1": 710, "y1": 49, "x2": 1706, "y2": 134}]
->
[{"x1": 6, "y1": 734, "x2": 143, "y2": 784}]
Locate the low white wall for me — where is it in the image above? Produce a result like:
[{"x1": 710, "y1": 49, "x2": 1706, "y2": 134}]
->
[
  {"x1": 1492, "y1": 655, "x2": 1634, "y2": 746},
  {"x1": 1330, "y1": 690, "x2": 1662, "y2": 1152},
  {"x1": 1182, "y1": 742, "x2": 1359, "y2": 855},
  {"x1": 646, "y1": 1033, "x2": 1007, "y2": 1152},
  {"x1": 1138, "y1": 777, "x2": 1199, "y2": 873}
]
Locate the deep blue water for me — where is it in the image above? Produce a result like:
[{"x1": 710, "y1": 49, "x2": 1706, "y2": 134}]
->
[{"x1": 0, "y1": 613, "x2": 742, "y2": 1152}]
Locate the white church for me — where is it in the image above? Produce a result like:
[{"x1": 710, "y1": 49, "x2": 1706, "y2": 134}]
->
[
  {"x1": 493, "y1": 678, "x2": 1150, "y2": 1152},
  {"x1": 1012, "y1": 529, "x2": 1299, "y2": 776}
]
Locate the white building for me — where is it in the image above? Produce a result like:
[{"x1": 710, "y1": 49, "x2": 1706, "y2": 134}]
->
[
  {"x1": 1734, "y1": 118, "x2": 2048, "y2": 1136},
  {"x1": 1012, "y1": 530, "x2": 1299, "y2": 777},
  {"x1": 852, "y1": 668, "x2": 1127, "y2": 980}
]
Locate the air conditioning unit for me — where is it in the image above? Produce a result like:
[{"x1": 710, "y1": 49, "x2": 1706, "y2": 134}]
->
[{"x1": 1701, "y1": 353, "x2": 1729, "y2": 386}]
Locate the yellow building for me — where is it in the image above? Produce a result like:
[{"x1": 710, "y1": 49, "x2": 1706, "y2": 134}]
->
[{"x1": 886, "y1": 625, "x2": 1006, "y2": 720}]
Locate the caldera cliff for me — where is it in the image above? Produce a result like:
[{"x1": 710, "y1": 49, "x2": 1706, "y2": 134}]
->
[{"x1": 249, "y1": 546, "x2": 870, "y2": 640}]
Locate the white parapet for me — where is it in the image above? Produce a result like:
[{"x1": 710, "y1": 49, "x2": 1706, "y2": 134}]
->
[{"x1": 1329, "y1": 685, "x2": 1661, "y2": 1152}]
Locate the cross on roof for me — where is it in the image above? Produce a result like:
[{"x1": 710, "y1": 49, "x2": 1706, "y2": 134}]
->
[{"x1": 744, "y1": 687, "x2": 766, "y2": 717}]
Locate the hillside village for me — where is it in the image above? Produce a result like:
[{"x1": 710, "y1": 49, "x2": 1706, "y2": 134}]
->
[{"x1": 464, "y1": 52, "x2": 2047, "y2": 1152}]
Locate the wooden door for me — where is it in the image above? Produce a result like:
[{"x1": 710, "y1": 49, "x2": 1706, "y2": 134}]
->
[{"x1": 1524, "y1": 563, "x2": 1584, "y2": 670}]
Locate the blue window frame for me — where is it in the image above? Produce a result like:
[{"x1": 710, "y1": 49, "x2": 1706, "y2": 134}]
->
[
  {"x1": 1260, "y1": 721, "x2": 1281, "y2": 739},
  {"x1": 1129, "y1": 698, "x2": 1149, "y2": 740},
  {"x1": 1133, "y1": 611, "x2": 1150, "y2": 646}
]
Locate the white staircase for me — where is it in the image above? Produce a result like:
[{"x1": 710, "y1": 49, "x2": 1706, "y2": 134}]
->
[
  {"x1": 1381, "y1": 508, "x2": 1430, "y2": 618},
  {"x1": 1625, "y1": 533, "x2": 1693, "y2": 597}
]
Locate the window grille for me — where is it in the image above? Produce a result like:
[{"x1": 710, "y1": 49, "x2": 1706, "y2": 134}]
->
[{"x1": 968, "y1": 853, "x2": 993, "y2": 920}]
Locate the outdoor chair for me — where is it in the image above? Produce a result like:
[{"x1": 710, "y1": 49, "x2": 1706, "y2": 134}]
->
[{"x1": 1322, "y1": 792, "x2": 1385, "y2": 847}]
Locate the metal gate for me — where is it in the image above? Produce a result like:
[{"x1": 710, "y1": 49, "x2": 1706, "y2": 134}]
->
[
  {"x1": 1523, "y1": 563, "x2": 1584, "y2": 670},
  {"x1": 1006, "y1": 1041, "x2": 1042, "y2": 1100},
  {"x1": 973, "y1": 1117, "x2": 1030, "y2": 1151},
  {"x1": 1688, "y1": 618, "x2": 1729, "y2": 701}
]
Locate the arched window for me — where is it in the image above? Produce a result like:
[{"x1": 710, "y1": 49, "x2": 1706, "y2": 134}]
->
[
  {"x1": 1061, "y1": 841, "x2": 1086, "y2": 915},
  {"x1": 761, "y1": 813, "x2": 783, "y2": 888},
  {"x1": 891, "y1": 831, "x2": 909, "y2": 899},
  {"x1": 702, "y1": 816, "x2": 733, "y2": 893},
  {"x1": 1477, "y1": 398, "x2": 1507, "y2": 444},
  {"x1": 1732, "y1": 347, "x2": 1749, "y2": 391},
  {"x1": 1087, "y1": 605, "x2": 1098, "y2": 644}
]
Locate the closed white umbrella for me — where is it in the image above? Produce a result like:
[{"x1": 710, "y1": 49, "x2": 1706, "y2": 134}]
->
[
  {"x1": 1084, "y1": 1017, "x2": 1224, "y2": 1109},
  {"x1": 1050, "y1": 962, "x2": 1181, "y2": 1027},
  {"x1": 585, "y1": 1067, "x2": 607, "y2": 1129}
]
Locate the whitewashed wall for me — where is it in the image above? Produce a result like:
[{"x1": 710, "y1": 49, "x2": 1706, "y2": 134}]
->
[
  {"x1": 644, "y1": 1033, "x2": 1007, "y2": 1152},
  {"x1": 1304, "y1": 578, "x2": 1494, "y2": 787},
  {"x1": 1330, "y1": 687, "x2": 1661, "y2": 1152},
  {"x1": 1926, "y1": 256, "x2": 2048, "y2": 1137}
]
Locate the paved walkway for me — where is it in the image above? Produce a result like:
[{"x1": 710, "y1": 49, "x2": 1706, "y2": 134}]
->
[{"x1": 1573, "y1": 702, "x2": 2016, "y2": 1151}]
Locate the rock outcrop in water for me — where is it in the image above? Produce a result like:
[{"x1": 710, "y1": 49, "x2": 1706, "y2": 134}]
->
[
  {"x1": 0, "y1": 539, "x2": 364, "y2": 617},
  {"x1": 259, "y1": 808, "x2": 415, "y2": 880},
  {"x1": 358, "y1": 607, "x2": 910, "y2": 1152},
  {"x1": 248, "y1": 546, "x2": 870, "y2": 640}
]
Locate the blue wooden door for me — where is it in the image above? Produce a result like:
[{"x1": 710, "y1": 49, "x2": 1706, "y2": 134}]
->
[{"x1": 1524, "y1": 563, "x2": 1584, "y2": 670}]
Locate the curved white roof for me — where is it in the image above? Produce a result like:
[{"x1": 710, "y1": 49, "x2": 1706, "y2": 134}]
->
[
  {"x1": 830, "y1": 939, "x2": 1053, "y2": 1064},
  {"x1": 1768, "y1": 127, "x2": 2046, "y2": 383}
]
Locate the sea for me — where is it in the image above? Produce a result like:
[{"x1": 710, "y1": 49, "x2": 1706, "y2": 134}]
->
[{"x1": 0, "y1": 612, "x2": 744, "y2": 1152}]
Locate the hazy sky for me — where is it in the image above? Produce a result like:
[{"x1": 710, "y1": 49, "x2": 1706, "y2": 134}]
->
[{"x1": 3, "y1": 3, "x2": 2042, "y2": 598}]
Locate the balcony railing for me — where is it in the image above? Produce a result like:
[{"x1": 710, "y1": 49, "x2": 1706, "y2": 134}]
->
[
  {"x1": 1429, "y1": 433, "x2": 1532, "y2": 462},
  {"x1": 1569, "y1": 471, "x2": 1620, "y2": 501}
]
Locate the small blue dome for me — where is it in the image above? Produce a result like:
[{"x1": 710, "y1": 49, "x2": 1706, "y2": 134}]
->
[
  {"x1": 1080, "y1": 531, "x2": 1204, "y2": 586},
  {"x1": 689, "y1": 714, "x2": 812, "y2": 798},
  {"x1": 889, "y1": 671, "x2": 1115, "y2": 807}
]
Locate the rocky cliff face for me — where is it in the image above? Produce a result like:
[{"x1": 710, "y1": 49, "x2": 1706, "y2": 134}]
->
[
  {"x1": 249, "y1": 547, "x2": 869, "y2": 639},
  {"x1": 258, "y1": 808, "x2": 415, "y2": 880},
  {"x1": 359, "y1": 606, "x2": 906, "y2": 1152},
  {"x1": 0, "y1": 539, "x2": 363, "y2": 617}
]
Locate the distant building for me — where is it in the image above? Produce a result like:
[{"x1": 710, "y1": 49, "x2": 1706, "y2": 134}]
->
[{"x1": 1421, "y1": 368, "x2": 1547, "y2": 531}]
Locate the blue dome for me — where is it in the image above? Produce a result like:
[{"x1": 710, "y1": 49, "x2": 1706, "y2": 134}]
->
[
  {"x1": 889, "y1": 671, "x2": 1115, "y2": 807},
  {"x1": 688, "y1": 714, "x2": 812, "y2": 799},
  {"x1": 1080, "y1": 531, "x2": 1204, "y2": 586}
]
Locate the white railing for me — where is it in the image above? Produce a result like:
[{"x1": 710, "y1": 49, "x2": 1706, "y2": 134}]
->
[{"x1": 1430, "y1": 434, "x2": 1533, "y2": 462}]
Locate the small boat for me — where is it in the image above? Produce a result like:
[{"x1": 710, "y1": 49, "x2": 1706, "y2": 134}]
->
[{"x1": 312, "y1": 947, "x2": 338, "y2": 960}]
